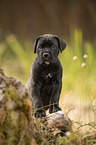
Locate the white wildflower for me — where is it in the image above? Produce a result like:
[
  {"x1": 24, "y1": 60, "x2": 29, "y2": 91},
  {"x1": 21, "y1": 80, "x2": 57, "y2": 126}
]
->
[
  {"x1": 83, "y1": 54, "x2": 88, "y2": 59},
  {"x1": 73, "y1": 56, "x2": 78, "y2": 61},
  {"x1": 81, "y1": 63, "x2": 86, "y2": 68}
]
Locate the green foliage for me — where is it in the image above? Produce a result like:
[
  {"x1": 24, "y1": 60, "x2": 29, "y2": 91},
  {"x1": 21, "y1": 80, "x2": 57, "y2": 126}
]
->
[
  {"x1": 0, "y1": 35, "x2": 36, "y2": 84},
  {"x1": 60, "y1": 29, "x2": 96, "y2": 101}
]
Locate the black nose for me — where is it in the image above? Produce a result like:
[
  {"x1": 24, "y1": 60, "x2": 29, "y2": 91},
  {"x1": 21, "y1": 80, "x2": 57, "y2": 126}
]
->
[{"x1": 43, "y1": 53, "x2": 50, "y2": 58}]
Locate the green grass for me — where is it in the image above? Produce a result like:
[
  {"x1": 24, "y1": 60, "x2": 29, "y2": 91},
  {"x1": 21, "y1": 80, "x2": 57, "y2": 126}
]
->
[{"x1": 0, "y1": 29, "x2": 96, "y2": 144}]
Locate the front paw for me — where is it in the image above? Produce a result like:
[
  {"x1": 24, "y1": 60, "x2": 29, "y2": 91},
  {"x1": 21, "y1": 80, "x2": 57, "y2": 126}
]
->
[
  {"x1": 35, "y1": 109, "x2": 46, "y2": 118},
  {"x1": 49, "y1": 105, "x2": 61, "y2": 113}
]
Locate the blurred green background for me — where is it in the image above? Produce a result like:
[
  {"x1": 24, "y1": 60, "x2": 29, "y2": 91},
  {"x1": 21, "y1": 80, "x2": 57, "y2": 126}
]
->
[{"x1": 0, "y1": 0, "x2": 96, "y2": 128}]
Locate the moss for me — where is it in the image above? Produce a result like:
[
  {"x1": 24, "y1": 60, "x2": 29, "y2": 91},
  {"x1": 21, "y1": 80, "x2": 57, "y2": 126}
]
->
[
  {"x1": 0, "y1": 68, "x2": 5, "y2": 76},
  {"x1": 0, "y1": 85, "x2": 33, "y2": 144}
]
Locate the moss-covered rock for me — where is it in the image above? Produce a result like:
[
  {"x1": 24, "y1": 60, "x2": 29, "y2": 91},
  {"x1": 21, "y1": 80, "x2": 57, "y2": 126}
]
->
[{"x1": 0, "y1": 68, "x2": 34, "y2": 145}]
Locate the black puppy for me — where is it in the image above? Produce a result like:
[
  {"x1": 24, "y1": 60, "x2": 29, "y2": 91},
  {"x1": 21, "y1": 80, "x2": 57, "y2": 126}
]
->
[{"x1": 26, "y1": 34, "x2": 66, "y2": 118}]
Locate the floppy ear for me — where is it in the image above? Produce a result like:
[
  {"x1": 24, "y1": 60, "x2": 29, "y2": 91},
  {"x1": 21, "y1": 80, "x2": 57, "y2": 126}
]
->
[
  {"x1": 54, "y1": 36, "x2": 66, "y2": 53},
  {"x1": 33, "y1": 36, "x2": 42, "y2": 53}
]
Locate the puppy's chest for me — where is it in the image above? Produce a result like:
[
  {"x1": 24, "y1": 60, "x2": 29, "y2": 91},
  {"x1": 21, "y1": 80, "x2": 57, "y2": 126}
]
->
[
  {"x1": 43, "y1": 71, "x2": 60, "y2": 85},
  {"x1": 46, "y1": 73, "x2": 52, "y2": 79},
  {"x1": 34, "y1": 64, "x2": 61, "y2": 85},
  {"x1": 44, "y1": 73, "x2": 53, "y2": 84}
]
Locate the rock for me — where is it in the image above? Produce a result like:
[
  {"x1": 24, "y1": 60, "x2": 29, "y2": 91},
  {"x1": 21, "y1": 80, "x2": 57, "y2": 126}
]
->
[
  {"x1": 44, "y1": 111, "x2": 72, "y2": 136},
  {"x1": 0, "y1": 68, "x2": 34, "y2": 145}
]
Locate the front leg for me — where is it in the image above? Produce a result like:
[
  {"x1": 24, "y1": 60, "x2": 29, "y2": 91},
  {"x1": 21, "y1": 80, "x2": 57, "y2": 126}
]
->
[
  {"x1": 30, "y1": 84, "x2": 46, "y2": 118},
  {"x1": 49, "y1": 80, "x2": 62, "y2": 113}
]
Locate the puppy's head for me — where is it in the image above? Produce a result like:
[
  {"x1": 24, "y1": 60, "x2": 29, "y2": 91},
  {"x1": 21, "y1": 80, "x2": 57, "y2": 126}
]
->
[{"x1": 33, "y1": 34, "x2": 66, "y2": 65}]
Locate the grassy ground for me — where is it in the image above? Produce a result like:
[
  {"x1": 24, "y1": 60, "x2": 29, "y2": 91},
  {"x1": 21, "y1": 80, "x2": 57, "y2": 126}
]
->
[{"x1": 0, "y1": 29, "x2": 96, "y2": 144}]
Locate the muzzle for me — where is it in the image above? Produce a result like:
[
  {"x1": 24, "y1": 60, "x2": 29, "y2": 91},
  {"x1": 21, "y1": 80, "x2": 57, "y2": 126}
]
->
[{"x1": 42, "y1": 53, "x2": 50, "y2": 59}]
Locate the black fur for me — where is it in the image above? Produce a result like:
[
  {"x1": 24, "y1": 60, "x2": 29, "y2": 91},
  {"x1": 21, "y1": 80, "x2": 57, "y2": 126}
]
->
[{"x1": 26, "y1": 34, "x2": 66, "y2": 118}]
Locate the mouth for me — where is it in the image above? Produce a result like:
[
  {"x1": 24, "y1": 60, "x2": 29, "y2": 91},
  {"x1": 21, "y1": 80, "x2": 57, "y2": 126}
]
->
[
  {"x1": 42, "y1": 53, "x2": 51, "y2": 65},
  {"x1": 44, "y1": 61, "x2": 50, "y2": 65}
]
